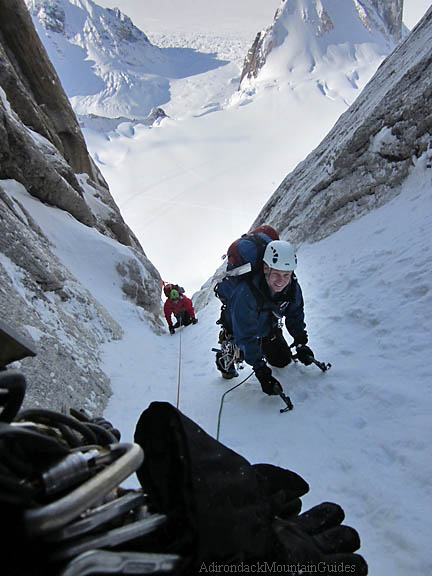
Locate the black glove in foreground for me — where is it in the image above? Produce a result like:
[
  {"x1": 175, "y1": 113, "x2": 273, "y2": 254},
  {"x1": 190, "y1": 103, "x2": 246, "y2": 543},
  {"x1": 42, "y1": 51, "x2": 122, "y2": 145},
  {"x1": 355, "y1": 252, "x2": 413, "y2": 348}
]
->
[
  {"x1": 272, "y1": 502, "x2": 368, "y2": 575},
  {"x1": 255, "y1": 364, "x2": 283, "y2": 395},
  {"x1": 134, "y1": 402, "x2": 367, "y2": 574}
]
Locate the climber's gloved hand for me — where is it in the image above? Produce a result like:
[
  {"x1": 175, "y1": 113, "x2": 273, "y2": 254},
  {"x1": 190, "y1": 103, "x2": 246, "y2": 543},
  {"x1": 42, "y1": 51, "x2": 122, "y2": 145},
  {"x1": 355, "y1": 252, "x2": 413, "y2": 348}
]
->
[
  {"x1": 169, "y1": 325, "x2": 175, "y2": 335},
  {"x1": 191, "y1": 317, "x2": 198, "y2": 325},
  {"x1": 272, "y1": 502, "x2": 368, "y2": 574},
  {"x1": 254, "y1": 364, "x2": 283, "y2": 395},
  {"x1": 296, "y1": 344, "x2": 314, "y2": 366},
  {"x1": 293, "y1": 331, "x2": 308, "y2": 347}
]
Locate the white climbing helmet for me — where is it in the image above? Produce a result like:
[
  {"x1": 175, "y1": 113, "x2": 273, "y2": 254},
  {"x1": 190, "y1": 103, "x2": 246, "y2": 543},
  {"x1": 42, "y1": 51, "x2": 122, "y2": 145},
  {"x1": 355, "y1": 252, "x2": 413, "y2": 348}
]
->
[{"x1": 263, "y1": 240, "x2": 297, "y2": 271}]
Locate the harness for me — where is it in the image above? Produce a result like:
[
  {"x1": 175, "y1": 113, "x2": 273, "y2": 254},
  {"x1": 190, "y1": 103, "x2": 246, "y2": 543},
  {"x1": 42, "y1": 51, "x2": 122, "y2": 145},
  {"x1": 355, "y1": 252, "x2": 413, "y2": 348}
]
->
[{"x1": 215, "y1": 271, "x2": 297, "y2": 336}]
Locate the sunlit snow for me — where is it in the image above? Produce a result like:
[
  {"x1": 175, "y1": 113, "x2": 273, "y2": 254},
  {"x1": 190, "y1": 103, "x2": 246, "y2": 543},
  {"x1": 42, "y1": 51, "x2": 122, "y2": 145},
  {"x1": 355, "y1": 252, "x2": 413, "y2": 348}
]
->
[{"x1": 14, "y1": 1, "x2": 432, "y2": 574}]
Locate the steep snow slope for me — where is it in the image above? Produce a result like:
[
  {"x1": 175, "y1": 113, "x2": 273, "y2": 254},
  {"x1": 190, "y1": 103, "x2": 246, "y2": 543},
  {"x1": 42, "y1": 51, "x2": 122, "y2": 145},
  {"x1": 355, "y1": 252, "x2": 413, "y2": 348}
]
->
[
  {"x1": 63, "y1": 0, "x2": 398, "y2": 293},
  {"x1": 7, "y1": 1, "x2": 430, "y2": 573},
  {"x1": 7, "y1": 89, "x2": 430, "y2": 576},
  {"x1": 98, "y1": 149, "x2": 432, "y2": 575}
]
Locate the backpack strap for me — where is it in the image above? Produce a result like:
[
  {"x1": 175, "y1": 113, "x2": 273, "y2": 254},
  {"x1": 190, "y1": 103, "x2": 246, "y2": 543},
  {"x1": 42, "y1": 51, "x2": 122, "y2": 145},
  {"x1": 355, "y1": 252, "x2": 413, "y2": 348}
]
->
[{"x1": 225, "y1": 262, "x2": 252, "y2": 277}]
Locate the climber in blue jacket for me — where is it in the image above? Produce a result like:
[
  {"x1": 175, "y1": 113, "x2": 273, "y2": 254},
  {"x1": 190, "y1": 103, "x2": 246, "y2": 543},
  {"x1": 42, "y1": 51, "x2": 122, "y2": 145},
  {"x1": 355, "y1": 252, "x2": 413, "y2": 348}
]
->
[{"x1": 216, "y1": 240, "x2": 315, "y2": 395}]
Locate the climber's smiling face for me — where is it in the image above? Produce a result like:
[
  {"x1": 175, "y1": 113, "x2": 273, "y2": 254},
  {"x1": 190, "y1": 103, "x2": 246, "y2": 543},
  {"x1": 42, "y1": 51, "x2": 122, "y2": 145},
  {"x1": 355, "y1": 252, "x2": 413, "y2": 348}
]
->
[{"x1": 263, "y1": 263, "x2": 293, "y2": 296}]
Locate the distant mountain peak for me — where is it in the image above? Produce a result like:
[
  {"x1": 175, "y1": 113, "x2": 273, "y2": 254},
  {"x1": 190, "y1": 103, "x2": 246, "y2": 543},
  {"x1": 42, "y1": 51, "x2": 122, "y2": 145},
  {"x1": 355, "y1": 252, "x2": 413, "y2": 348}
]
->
[
  {"x1": 26, "y1": 0, "x2": 152, "y2": 50},
  {"x1": 240, "y1": 0, "x2": 403, "y2": 88},
  {"x1": 370, "y1": 0, "x2": 404, "y2": 41},
  {"x1": 25, "y1": 0, "x2": 169, "y2": 120},
  {"x1": 27, "y1": 0, "x2": 66, "y2": 34}
]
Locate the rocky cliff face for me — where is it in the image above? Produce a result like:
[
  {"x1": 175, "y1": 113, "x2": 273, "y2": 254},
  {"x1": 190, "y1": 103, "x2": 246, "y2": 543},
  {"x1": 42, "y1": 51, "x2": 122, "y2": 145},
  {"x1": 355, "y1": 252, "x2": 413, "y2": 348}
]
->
[
  {"x1": 252, "y1": 6, "x2": 431, "y2": 246},
  {"x1": 0, "y1": 0, "x2": 149, "y2": 245},
  {"x1": 0, "y1": 0, "x2": 162, "y2": 413}
]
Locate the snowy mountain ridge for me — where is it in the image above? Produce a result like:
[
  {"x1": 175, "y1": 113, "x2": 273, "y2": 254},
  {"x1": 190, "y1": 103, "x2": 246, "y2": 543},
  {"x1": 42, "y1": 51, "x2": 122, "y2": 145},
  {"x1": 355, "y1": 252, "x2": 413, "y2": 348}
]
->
[
  {"x1": 250, "y1": 5, "x2": 431, "y2": 250},
  {"x1": 25, "y1": 0, "x2": 178, "y2": 121},
  {"x1": 239, "y1": 0, "x2": 403, "y2": 101},
  {"x1": 26, "y1": 0, "x2": 402, "y2": 125},
  {"x1": 27, "y1": 0, "x2": 406, "y2": 292}
]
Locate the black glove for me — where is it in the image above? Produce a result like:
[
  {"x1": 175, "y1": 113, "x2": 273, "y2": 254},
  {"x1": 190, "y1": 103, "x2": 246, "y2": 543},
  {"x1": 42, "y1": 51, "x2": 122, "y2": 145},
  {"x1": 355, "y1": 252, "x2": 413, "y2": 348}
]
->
[
  {"x1": 169, "y1": 325, "x2": 175, "y2": 335},
  {"x1": 191, "y1": 317, "x2": 198, "y2": 325},
  {"x1": 134, "y1": 402, "x2": 275, "y2": 566},
  {"x1": 296, "y1": 344, "x2": 314, "y2": 365},
  {"x1": 253, "y1": 463, "x2": 309, "y2": 519},
  {"x1": 134, "y1": 403, "x2": 368, "y2": 573},
  {"x1": 272, "y1": 502, "x2": 368, "y2": 574},
  {"x1": 293, "y1": 331, "x2": 308, "y2": 346},
  {"x1": 254, "y1": 364, "x2": 283, "y2": 395}
]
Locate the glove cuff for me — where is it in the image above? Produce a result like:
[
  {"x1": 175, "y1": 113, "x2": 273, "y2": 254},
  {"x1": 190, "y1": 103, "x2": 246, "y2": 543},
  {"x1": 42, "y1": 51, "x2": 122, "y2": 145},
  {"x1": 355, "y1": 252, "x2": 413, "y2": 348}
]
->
[{"x1": 293, "y1": 331, "x2": 308, "y2": 346}]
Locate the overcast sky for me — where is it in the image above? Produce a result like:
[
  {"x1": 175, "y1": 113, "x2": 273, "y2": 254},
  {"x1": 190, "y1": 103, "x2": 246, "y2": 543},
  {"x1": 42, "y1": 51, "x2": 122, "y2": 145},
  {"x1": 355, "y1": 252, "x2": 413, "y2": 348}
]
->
[
  {"x1": 403, "y1": 0, "x2": 431, "y2": 28},
  {"x1": 96, "y1": 0, "x2": 431, "y2": 33}
]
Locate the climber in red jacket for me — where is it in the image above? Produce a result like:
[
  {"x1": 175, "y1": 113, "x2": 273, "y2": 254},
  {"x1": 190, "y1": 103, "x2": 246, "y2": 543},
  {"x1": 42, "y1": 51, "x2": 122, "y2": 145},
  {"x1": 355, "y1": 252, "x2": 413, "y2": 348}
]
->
[{"x1": 164, "y1": 289, "x2": 198, "y2": 334}]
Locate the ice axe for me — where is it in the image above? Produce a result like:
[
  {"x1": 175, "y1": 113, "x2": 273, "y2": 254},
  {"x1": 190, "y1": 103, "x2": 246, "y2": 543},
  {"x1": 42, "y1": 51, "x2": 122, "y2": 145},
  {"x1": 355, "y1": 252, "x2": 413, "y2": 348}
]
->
[
  {"x1": 279, "y1": 353, "x2": 331, "y2": 413},
  {"x1": 272, "y1": 382, "x2": 294, "y2": 413},
  {"x1": 301, "y1": 356, "x2": 332, "y2": 372},
  {"x1": 291, "y1": 343, "x2": 331, "y2": 372},
  {"x1": 279, "y1": 390, "x2": 294, "y2": 413}
]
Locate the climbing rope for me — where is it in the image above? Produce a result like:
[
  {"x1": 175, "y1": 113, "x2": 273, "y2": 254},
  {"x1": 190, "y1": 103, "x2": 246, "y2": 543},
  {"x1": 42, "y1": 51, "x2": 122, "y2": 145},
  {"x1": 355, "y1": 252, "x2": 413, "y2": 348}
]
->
[
  {"x1": 176, "y1": 325, "x2": 183, "y2": 409},
  {"x1": 216, "y1": 371, "x2": 254, "y2": 441}
]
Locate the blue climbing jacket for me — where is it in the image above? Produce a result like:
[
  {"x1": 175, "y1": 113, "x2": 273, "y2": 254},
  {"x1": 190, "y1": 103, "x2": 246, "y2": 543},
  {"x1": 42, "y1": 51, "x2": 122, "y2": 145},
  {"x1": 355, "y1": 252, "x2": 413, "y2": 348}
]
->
[{"x1": 216, "y1": 272, "x2": 306, "y2": 369}]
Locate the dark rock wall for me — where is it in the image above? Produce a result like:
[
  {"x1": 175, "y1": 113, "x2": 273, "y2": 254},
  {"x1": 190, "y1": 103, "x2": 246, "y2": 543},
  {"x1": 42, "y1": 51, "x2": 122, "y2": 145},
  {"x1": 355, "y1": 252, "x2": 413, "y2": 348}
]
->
[
  {"x1": 0, "y1": 0, "x2": 163, "y2": 413},
  {"x1": 0, "y1": 0, "x2": 98, "y2": 181}
]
